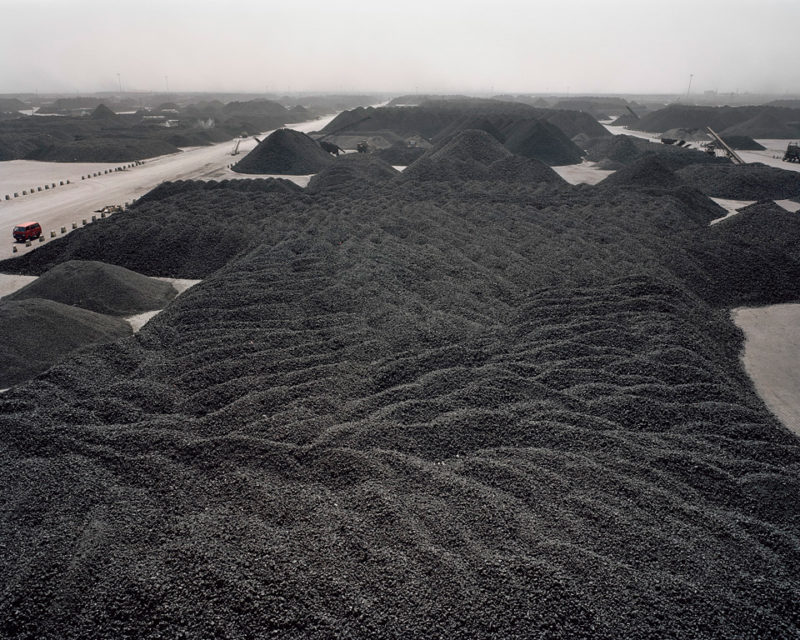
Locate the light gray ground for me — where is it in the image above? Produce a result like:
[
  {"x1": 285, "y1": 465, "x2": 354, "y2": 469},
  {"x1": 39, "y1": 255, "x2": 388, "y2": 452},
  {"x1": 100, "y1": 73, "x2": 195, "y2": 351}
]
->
[
  {"x1": 733, "y1": 304, "x2": 800, "y2": 436},
  {"x1": 552, "y1": 161, "x2": 615, "y2": 185}
]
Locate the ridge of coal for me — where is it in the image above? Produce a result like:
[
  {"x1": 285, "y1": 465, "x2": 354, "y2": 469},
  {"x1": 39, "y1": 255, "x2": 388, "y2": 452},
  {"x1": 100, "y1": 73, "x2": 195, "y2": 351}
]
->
[
  {"x1": 501, "y1": 119, "x2": 584, "y2": 165},
  {"x1": 6, "y1": 260, "x2": 177, "y2": 316},
  {"x1": 676, "y1": 162, "x2": 800, "y2": 200},
  {"x1": 0, "y1": 298, "x2": 131, "y2": 387},
  {"x1": 232, "y1": 128, "x2": 335, "y2": 175}
]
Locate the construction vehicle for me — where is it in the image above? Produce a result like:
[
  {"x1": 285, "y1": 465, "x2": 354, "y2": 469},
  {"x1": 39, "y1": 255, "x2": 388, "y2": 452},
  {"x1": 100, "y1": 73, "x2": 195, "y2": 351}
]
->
[
  {"x1": 231, "y1": 135, "x2": 261, "y2": 156},
  {"x1": 784, "y1": 142, "x2": 800, "y2": 163},
  {"x1": 705, "y1": 127, "x2": 745, "y2": 165},
  {"x1": 356, "y1": 141, "x2": 369, "y2": 153},
  {"x1": 94, "y1": 205, "x2": 122, "y2": 215}
]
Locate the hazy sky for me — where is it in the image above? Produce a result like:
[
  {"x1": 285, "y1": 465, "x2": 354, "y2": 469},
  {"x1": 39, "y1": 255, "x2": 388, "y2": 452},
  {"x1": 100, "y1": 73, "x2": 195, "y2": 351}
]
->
[{"x1": 1, "y1": 0, "x2": 799, "y2": 95}]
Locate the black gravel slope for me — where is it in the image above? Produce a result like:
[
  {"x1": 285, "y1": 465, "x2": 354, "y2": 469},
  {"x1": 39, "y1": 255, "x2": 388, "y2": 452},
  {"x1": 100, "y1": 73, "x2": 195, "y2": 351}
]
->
[
  {"x1": 0, "y1": 298, "x2": 131, "y2": 387},
  {"x1": 6, "y1": 260, "x2": 177, "y2": 316},
  {"x1": 676, "y1": 163, "x2": 800, "y2": 200},
  {"x1": 0, "y1": 175, "x2": 799, "y2": 638},
  {"x1": 232, "y1": 128, "x2": 334, "y2": 175}
]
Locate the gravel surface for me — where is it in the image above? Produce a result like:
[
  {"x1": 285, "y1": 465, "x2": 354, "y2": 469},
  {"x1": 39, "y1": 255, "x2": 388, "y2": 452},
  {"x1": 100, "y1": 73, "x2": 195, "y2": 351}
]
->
[{"x1": 0, "y1": 174, "x2": 799, "y2": 638}]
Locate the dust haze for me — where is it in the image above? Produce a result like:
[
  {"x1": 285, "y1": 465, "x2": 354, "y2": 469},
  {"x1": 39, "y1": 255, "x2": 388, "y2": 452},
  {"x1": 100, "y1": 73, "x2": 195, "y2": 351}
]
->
[{"x1": 1, "y1": 0, "x2": 798, "y2": 95}]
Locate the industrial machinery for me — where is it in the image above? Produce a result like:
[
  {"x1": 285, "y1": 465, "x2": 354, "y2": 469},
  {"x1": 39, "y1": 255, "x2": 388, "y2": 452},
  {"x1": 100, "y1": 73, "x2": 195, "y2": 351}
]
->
[
  {"x1": 705, "y1": 127, "x2": 745, "y2": 165},
  {"x1": 784, "y1": 142, "x2": 800, "y2": 163},
  {"x1": 625, "y1": 105, "x2": 639, "y2": 121}
]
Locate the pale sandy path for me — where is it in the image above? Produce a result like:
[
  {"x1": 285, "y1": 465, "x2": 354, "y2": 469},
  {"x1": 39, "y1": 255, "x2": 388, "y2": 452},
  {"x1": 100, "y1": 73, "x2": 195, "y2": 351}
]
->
[{"x1": 733, "y1": 305, "x2": 800, "y2": 436}]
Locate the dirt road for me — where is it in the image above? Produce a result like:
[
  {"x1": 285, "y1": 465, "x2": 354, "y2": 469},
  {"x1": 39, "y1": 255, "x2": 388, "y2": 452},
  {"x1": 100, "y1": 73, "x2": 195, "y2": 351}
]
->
[{"x1": 0, "y1": 112, "x2": 340, "y2": 261}]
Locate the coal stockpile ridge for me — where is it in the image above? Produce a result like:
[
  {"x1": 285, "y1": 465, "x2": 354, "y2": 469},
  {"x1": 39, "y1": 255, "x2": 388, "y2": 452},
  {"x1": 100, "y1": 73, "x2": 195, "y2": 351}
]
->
[
  {"x1": 0, "y1": 298, "x2": 131, "y2": 387},
  {"x1": 6, "y1": 260, "x2": 177, "y2": 316},
  {"x1": 677, "y1": 162, "x2": 800, "y2": 200},
  {"x1": 133, "y1": 178, "x2": 303, "y2": 206},
  {"x1": 90, "y1": 104, "x2": 117, "y2": 119},
  {"x1": 719, "y1": 135, "x2": 765, "y2": 151},
  {"x1": 670, "y1": 200, "x2": 800, "y2": 306},
  {"x1": 587, "y1": 134, "x2": 727, "y2": 171},
  {"x1": 721, "y1": 111, "x2": 800, "y2": 139},
  {"x1": 599, "y1": 155, "x2": 685, "y2": 189},
  {"x1": 430, "y1": 116, "x2": 507, "y2": 144},
  {"x1": 486, "y1": 155, "x2": 567, "y2": 185},
  {"x1": 545, "y1": 109, "x2": 611, "y2": 139},
  {"x1": 24, "y1": 137, "x2": 181, "y2": 163},
  {"x1": 232, "y1": 128, "x2": 334, "y2": 175},
  {"x1": 321, "y1": 101, "x2": 541, "y2": 140},
  {"x1": 426, "y1": 129, "x2": 511, "y2": 165},
  {"x1": 501, "y1": 118, "x2": 584, "y2": 165},
  {"x1": 1, "y1": 177, "x2": 800, "y2": 637},
  {"x1": 306, "y1": 155, "x2": 399, "y2": 193},
  {"x1": 372, "y1": 143, "x2": 426, "y2": 165},
  {"x1": 584, "y1": 134, "x2": 641, "y2": 164},
  {"x1": 0, "y1": 185, "x2": 309, "y2": 279},
  {"x1": 638, "y1": 104, "x2": 800, "y2": 138}
]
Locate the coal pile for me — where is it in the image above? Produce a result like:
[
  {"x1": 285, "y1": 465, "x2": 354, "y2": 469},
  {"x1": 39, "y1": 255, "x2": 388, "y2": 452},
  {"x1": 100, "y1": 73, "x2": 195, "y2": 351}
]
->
[
  {"x1": 232, "y1": 128, "x2": 334, "y2": 175},
  {"x1": 0, "y1": 298, "x2": 130, "y2": 387},
  {"x1": 677, "y1": 162, "x2": 800, "y2": 200},
  {"x1": 6, "y1": 260, "x2": 177, "y2": 316},
  {"x1": 401, "y1": 129, "x2": 511, "y2": 182},
  {"x1": 90, "y1": 104, "x2": 117, "y2": 119},
  {"x1": 372, "y1": 143, "x2": 426, "y2": 165},
  {"x1": 502, "y1": 119, "x2": 584, "y2": 165},
  {"x1": 671, "y1": 200, "x2": 800, "y2": 306},
  {"x1": 544, "y1": 109, "x2": 611, "y2": 139},
  {"x1": 486, "y1": 155, "x2": 567, "y2": 184},
  {"x1": 307, "y1": 155, "x2": 399, "y2": 193},
  {"x1": 584, "y1": 134, "x2": 641, "y2": 164},
  {"x1": 718, "y1": 135, "x2": 765, "y2": 151},
  {"x1": 0, "y1": 184, "x2": 308, "y2": 279},
  {"x1": 426, "y1": 129, "x2": 511, "y2": 164},
  {"x1": 599, "y1": 155, "x2": 685, "y2": 189},
  {"x1": 721, "y1": 111, "x2": 800, "y2": 139},
  {"x1": 430, "y1": 116, "x2": 507, "y2": 144},
  {"x1": 637, "y1": 104, "x2": 800, "y2": 138},
  {"x1": 1, "y1": 170, "x2": 800, "y2": 638}
]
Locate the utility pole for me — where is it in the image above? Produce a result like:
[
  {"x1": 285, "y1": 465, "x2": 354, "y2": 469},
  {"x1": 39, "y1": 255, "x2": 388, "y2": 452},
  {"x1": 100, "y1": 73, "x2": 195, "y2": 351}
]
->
[{"x1": 686, "y1": 73, "x2": 693, "y2": 100}]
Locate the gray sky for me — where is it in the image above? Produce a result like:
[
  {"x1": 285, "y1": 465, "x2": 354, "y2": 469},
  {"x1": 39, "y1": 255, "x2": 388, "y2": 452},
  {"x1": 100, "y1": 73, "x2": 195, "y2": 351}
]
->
[{"x1": 1, "y1": 0, "x2": 799, "y2": 95}]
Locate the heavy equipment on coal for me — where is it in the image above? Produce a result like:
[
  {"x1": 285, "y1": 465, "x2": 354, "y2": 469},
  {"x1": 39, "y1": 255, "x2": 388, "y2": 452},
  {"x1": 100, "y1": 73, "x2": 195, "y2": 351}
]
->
[{"x1": 784, "y1": 142, "x2": 800, "y2": 163}]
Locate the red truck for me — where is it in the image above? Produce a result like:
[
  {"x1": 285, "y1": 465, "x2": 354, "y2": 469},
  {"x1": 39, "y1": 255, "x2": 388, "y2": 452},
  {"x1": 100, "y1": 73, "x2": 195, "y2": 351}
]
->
[{"x1": 12, "y1": 221, "x2": 42, "y2": 243}]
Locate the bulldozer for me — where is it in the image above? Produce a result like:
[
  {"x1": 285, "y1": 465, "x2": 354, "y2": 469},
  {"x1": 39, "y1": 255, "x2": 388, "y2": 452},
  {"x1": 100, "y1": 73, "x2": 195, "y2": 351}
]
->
[{"x1": 784, "y1": 142, "x2": 800, "y2": 163}]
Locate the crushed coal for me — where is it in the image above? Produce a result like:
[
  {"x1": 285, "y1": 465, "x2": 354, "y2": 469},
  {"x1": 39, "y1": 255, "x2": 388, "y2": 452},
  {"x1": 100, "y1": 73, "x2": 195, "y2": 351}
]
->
[
  {"x1": 425, "y1": 129, "x2": 511, "y2": 164},
  {"x1": 372, "y1": 143, "x2": 427, "y2": 165},
  {"x1": 676, "y1": 162, "x2": 800, "y2": 200},
  {"x1": 90, "y1": 103, "x2": 117, "y2": 119},
  {"x1": 719, "y1": 135, "x2": 765, "y2": 151},
  {"x1": 0, "y1": 298, "x2": 131, "y2": 387},
  {"x1": 307, "y1": 155, "x2": 399, "y2": 193},
  {"x1": 232, "y1": 128, "x2": 334, "y2": 175},
  {"x1": 5, "y1": 260, "x2": 177, "y2": 316},
  {"x1": 598, "y1": 155, "x2": 685, "y2": 189},
  {"x1": 502, "y1": 119, "x2": 584, "y2": 165},
  {"x1": 0, "y1": 165, "x2": 799, "y2": 638}
]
